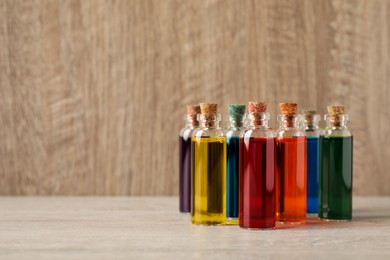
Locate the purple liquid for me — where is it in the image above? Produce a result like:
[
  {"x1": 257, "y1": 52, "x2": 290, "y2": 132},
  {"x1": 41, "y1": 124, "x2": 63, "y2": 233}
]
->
[{"x1": 179, "y1": 136, "x2": 191, "y2": 212}]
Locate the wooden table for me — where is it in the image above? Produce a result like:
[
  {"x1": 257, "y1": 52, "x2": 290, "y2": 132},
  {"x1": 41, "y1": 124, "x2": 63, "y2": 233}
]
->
[{"x1": 0, "y1": 197, "x2": 389, "y2": 259}]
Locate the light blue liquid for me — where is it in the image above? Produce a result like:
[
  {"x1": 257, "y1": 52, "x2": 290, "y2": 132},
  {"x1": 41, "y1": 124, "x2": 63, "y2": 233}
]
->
[{"x1": 307, "y1": 136, "x2": 319, "y2": 213}]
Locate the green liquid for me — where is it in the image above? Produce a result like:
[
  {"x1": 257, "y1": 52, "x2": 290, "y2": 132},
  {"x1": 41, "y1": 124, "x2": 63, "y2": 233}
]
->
[{"x1": 319, "y1": 136, "x2": 353, "y2": 220}]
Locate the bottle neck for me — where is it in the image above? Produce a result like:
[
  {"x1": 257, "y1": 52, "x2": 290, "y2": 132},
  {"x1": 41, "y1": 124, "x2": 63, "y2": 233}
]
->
[
  {"x1": 325, "y1": 114, "x2": 348, "y2": 128},
  {"x1": 247, "y1": 112, "x2": 270, "y2": 128},
  {"x1": 185, "y1": 115, "x2": 199, "y2": 128},
  {"x1": 198, "y1": 114, "x2": 221, "y2": 128},
  {"x1": 302, "y1": 114, "x2": 320, "y2": 129},
  {"x1": 278, "y1": 114, "x2": 300, "y2": 128},
  {"x1": 229, "y1": 116, "x2": 245, "y2": 128}
]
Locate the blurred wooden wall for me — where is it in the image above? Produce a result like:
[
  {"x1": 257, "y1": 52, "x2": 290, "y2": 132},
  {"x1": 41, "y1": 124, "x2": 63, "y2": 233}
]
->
[{"x1": 0, "y1": 0, "x2": 389, "y2": 195}]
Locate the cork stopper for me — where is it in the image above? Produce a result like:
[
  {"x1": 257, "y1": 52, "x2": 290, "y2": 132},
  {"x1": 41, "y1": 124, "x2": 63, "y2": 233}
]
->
[
  {"x1": 302, "y1": 109, "x2": 317, "y2": 116},
  {"x1": 186, "y1": 104, "x2": 200, "y2": 126},
  {"x1": 229, "y1": 104, "x2": 246, "y2": 127},
  {"x1": 279, "y1": 103, "x2": 298, "y2": 115},
  {"x1": 327, "y1": 105, "x2": 346, "y2": 126},
  {"x1": 302, "y1": 109, "x2": 317, "y2": 127},
  {"x1": 186, "y1": 104, "x2": 201, "y2": 116},
  {"x1": 199, "y1": 103, "x2": 218, "y2": 127},
  {"x1": 248, "y1": 101, "x2": 267, "y2": 113},
  {"x1": 200, "y1": 103, "x2": 217, "y2": 116},
  {"x1": 279, "y1": 103, "x2": 298, "y2": 127},
  {"x1": 248, "y1": 101, "x2": 267, "y2": 126},
  {"x1": 327, "y1": 105, "x2": 345, "y2": 115}
]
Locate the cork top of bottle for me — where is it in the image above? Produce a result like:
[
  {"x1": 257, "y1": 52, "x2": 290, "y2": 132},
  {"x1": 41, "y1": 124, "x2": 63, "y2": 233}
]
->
[
  {"x1": 229, "y1": 104, "x2": 246, "y2": 117},
  {"x1": 326, "y1": 105, "x2": 346, "y2": 127},
  {"x1": 199, "y1": 103, "x2": 218, "y2": 128},
  {"x1": 185, "y1": 104, "x2": 200, "y2": 126},
  {"x1": 302, "y1": 109, "x2": 319, "y2": 127},
  {"x1": 302, "y1": 109, "x2": 317, "y2": 116},
  {"x1": 248, "y1": 101, "x2": 267, "y2": 113},
  {"x1": 228, "y1": 104, "x2": 245, "y2": 127},
  {"x1": 327, "y1": 105, "x2": 345, "y2": 115},
  {"x1": 279, "y1": 103, "x2": 297, "y2": 115},
  {"x1": 186, "y1": 104, "x2": 201, "y2": 116},
  {"x1": 247, "y1": 102, "x2": 267, "y2": 127},
  {"x1": 200, "y1": 103, "x2": 217, "y2": 116}
]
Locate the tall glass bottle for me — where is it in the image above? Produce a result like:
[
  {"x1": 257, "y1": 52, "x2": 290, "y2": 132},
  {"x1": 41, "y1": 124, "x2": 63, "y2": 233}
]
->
[
  {"x1": 302, "y1": 110, "x2": 321, "y2": 215},
  {"x1": 319, "y1": 105, "x2": 353, "y2": 220},
  {"x1": 191, "y1": 103, "x2": 226, "y2": 225},
  {"x1": 225, "y1": 104, "x2": 246, "y2": 225},
  {"x1": 276, "y1": 103, "x2": 307, "y2": 223},
  {"x1": 179, "y1": 105, "x2": 200, "y2": 213},
  {"x1": 239, "y1": 102, "x2": 276, "y2": 229}
]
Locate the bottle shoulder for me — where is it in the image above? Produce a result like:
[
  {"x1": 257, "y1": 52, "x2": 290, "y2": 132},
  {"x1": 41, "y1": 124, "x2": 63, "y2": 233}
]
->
[
  {"x1": 242, "y1": 127, "x2": 275, "y2": 139},
  {"x1": 193, "y1": 127, "x2": 225, "y2": 139},
  {"x1": 225, "y1": 127, "x2": 244, "y2": 138},
  {"x1": 180, "y1": 127, "x2": 197, "y2": 140},
  {"x1": 305, "y1": 128, "x2": 322, "y2": 137},
  {"x1": 322, "y1": 127, "x2": 352, "y2": 137},
  {"x1": 276, "y1": 127, "x2": 306, "y2": 138}
]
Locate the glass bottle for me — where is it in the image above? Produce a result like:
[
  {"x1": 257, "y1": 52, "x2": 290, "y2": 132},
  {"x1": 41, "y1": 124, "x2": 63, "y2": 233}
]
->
[
  {"x1": 302, "y1": 110, "x2": 321, "y2": 215},
  {"x1": 239, "y1": 102, "x2": 276, "y2": 229},
  {"x1": 225, "y1": 104, "x2": 246, "y2": 225},
  {"x1": 276, "y1": 103, "x2": 307, "y2": 223},
  {"x1": 319, "y1": 105, "x2": 353, "y2": 221},
  {"x1": 179, "y1": 105, "x2": 200, "y2": 213},
  {"x1": 191, "y1": 103, "x2": 226, "y2": 225}
]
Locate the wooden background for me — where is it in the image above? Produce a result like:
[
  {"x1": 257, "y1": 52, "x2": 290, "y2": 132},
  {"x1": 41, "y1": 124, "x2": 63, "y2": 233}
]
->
[{"x1": 0, "y1": 0, "x2": 389, "y2": 195}]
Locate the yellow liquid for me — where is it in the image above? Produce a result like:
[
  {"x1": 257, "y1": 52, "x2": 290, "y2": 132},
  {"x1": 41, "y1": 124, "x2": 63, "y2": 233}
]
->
[
  {"x1": 225, "y1": 218, "x2": 239, "y2": 225},
  {"x1": 191, "y1": 136, "x2": 226, "y2": 225}
]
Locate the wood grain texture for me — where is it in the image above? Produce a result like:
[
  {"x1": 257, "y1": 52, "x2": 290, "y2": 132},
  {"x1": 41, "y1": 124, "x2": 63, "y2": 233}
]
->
[
  {"x1": 0, "y1": 197, "x2": 389, "y2": 259},
  {"x1": 0, "y1": 0, "x2": 389, "y2": 195}
]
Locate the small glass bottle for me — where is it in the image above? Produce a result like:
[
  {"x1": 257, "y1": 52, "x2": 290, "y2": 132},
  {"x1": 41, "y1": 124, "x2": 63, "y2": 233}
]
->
[
  {"x1": 179, "y1": 105, "x2": 200, "y2": 213},
  {"x1": 239, "y1": 102, "x2": 276, "y2": 229},
  {"x1": 191, "y1": 103, "x2": 226, "y2": 225},
  {"x1": 276, "y1": 103, "x2": 307, "y2": 223},
  {"x1": 225, "y1": 104, "x2": 246, "y2": 225},
  {"x1": 302, "y1": 110, "x2": 321, "y2": 215},
  {"x1": 319, "y1": 105, "x2": 353, "y2": 221}
]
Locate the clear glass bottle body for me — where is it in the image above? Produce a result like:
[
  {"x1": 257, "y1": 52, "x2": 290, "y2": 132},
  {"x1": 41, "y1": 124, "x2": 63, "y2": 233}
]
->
[
  {"x1": 276, "y1": 115, "x2": 307, "y2": 223},
  {"x1": 179, "y1": 115, "x2": 198, "y2": 213},
  {"x1": 302, "y1": 115, "x2": 321, "y2": 215},
  {"x1": 319, "y1": 114, "x2": 353, "y2": 220},
  {"x1": 225, "y1": 116, "x2": 245, "y2": 224},
  {"x1": 239, "y1": 113, "x2": 276, "y2": 229},
  {"x1": 191, "y1": 114, "x2": 226, "y2": 225}
]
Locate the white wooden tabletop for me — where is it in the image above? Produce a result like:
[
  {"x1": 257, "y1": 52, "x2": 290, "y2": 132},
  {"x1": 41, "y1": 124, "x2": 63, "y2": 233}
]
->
[{"x1": 0, "y1": 197, "x2": 389, "y2": 259}]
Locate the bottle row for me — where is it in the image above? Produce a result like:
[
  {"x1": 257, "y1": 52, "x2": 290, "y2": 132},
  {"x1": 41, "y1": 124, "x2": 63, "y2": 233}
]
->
[{"x1": 179, "y1": 102, "x2": 353, "y2": 229}]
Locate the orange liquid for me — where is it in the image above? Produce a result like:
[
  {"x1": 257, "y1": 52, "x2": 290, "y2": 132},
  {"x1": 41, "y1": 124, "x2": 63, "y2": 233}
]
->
[{"x1": 276, "y1": 137, "x2": 307, "y2": 223}]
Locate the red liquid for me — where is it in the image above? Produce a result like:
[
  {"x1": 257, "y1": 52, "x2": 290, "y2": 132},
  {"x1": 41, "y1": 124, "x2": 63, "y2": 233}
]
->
[
  {"x1": 239, "y1": 137, "x2": 276, "y2": 229},
  {"x1": 276, "y1": 137, "x2": 307, "y2": 223}
]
